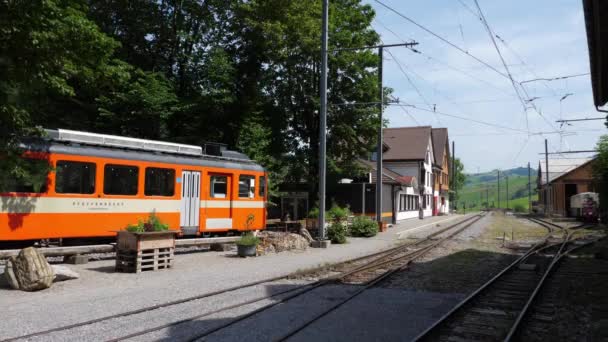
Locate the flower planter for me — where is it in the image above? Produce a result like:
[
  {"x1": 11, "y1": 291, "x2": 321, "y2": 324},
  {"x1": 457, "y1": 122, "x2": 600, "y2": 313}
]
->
[
  {"x1": 305, "y1": 218, "x2": 319, "y2": 230},
  {"x1": 115, "y1": 230, "x2": 179, "y2": 273},
  {"x1": 237, "y1": 244, "x2": 257, "y2": 257}
]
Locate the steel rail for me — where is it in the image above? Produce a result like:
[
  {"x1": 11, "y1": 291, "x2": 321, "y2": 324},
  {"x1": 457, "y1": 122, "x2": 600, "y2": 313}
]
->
[
  {"x1": 3, "y1": 215, "x2": 480, "y2": 342},
  {"x1": 182, "y1": 214, "x2": 485, "y2": 342},
  {"x1": 412, "y1": 231, "x2": 555, "y2": 341},
  {"x1": 504, "y1": 234, "x2": 602, "y2": 341},
  {"x1": 275, "y1": 214, "x2": 486, "y2": 341},
  {"x1": 414, "y1": 229, "x2": 600, "y2": 342}
]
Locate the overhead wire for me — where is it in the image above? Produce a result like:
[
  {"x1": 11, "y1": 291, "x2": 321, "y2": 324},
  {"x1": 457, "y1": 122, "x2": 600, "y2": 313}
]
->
[
  {"x1": 384, "y1": 49, "x2": 440, "y2": 124},
  {"x1": 391, "y1": 102, "x2": 529, "y2": 133},
  {"x1": 373, "y1": 19, "x2": 516, "y2": 97},
  {"x1": 472, "y1": 0, "x2": 530, "y2": 133},
  {"x1": 373, "y1": 0, "x2": 510, "y2": 80}
]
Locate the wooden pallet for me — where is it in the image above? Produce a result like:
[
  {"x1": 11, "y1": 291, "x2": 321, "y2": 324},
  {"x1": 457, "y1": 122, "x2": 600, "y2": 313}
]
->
[{"x1": 115, "y1": 247, "x2": 174, "y2": 273}]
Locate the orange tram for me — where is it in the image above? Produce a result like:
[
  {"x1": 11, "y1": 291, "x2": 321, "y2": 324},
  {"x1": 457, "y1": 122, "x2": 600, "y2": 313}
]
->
[{"x1": 0, "y1": 129, "x2": 267, "y2": 245}]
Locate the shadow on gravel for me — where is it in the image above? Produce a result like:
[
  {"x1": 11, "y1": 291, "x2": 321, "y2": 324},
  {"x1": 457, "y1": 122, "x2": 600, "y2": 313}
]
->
[
  {"x1": 86, "y1": 265, "x2": 116, "y2": 273},
  {"x1": 380, "y1": 248, "x2": 519, "y2": 294}
]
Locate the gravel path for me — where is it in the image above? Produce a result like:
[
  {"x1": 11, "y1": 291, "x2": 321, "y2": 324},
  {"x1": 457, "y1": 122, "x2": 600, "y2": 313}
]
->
[{"x1": 1, "y1": 214, "x2": 468, "y2": 340}]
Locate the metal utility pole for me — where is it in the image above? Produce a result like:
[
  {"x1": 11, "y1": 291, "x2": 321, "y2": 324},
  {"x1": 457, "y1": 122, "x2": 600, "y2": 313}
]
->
[
  {"x1": 528, "y1": 162, "x2": 532, "y2": 213},
  {"x1": 327, "y1": 40, "x2": 419, "y2": 225},
  {"x1": 544, "y1": 139, "x2": 549, "y2": 214},
  {"x1": 486, "y1": 187, "x2": 489, "y2": 210},
  {"x1": 372, "y1": 42, "x2": 417, "y2": 222},
  {"x1": 497, "y1": 170, "x2": 501, "y2": 210},
  {"x1": 506, "y1": 176, "x2": 509, "y2": 210},
  {"x1": 376, "y1": 46, "x2": 383, "y2": 223},
  {"x1": 318, "y1": 0, "x2": 329, "y2": 239}
]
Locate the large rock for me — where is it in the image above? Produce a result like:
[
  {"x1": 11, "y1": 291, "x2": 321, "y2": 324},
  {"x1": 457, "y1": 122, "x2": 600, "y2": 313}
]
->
[
  {"x1": 10, "y1": 247, "x2": 54, "y2": 291},
  {"x1": 257, "y1": 231, "x2": 309, "y2": 253},
  {"x1": 51, "y1": 265, "x2": 80, "y2": 282},
  {"x1": 299, "y1": 228, "x2": 314, "y2": 243}
]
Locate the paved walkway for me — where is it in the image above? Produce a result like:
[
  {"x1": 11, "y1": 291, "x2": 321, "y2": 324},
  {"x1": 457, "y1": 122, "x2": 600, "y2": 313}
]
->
[{"x1": 0, "y1": 214, "x2": 466, "y2": 339}]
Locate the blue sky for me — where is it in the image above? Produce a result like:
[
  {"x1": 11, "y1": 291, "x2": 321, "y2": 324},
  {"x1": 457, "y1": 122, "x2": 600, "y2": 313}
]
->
[{"x1": 364, "y1": 0, "x2": 606, "y2": 173}]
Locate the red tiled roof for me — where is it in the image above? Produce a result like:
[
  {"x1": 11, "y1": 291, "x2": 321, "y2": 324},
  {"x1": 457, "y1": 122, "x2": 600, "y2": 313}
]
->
[
  {"x1": 382, "y1": 126, "x2": 432, "y2": 161},
  {"x1": 431, "y1": 128, "x2": 449, "y2": 167}
]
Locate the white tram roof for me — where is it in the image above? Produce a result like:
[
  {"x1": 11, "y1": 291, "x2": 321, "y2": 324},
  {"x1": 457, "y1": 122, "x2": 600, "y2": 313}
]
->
[{"x1": 46, "y1": 129, "x2": 203, "y2": 157}]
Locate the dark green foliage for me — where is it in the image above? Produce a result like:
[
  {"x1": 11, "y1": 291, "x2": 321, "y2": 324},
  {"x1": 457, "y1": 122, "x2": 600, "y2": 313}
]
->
[
  {"x1": 236, "y1": 232, "x2": 260, "y2": 246},
  {"x1": 125, "y1": 212, "x2": 169, "y2": 232},
  {"x1": 349, "y1": 216, "x2": 378, "y2": 237},
  {"x1": 327, "y1": 205, "x2": 350, "y2": 222},
  {"x1": 307, "y1": 207, "x2": 320, "y2": 219},
  {"x1": 328, "y1": 222, "x2": 348, "y2": 244},
  {"x1": 2, "y1": 0, "x2": 384, "y2": 199},
  {"x1": 513, "y1": 203, "x2": 526, "y2": 213}
]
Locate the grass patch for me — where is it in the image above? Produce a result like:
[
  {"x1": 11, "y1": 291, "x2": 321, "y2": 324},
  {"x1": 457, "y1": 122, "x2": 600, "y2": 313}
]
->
[{"x1": 478, "y1": 212, "x2": 548, "y2": 244}]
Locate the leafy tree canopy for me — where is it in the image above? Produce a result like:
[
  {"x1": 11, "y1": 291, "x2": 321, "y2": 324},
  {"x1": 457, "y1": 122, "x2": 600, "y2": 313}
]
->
[{"x1": 2, "y1": 0, "x2": 386, "y2": 201}]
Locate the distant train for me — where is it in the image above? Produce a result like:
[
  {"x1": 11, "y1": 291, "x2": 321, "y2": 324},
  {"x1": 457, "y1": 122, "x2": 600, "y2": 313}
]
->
[
  {"x1": 570, "y1": 192, "x2": 599, "y2": 222},
  {"x1": 0, "y1": 129, "x2": 267, "y2": 244}
]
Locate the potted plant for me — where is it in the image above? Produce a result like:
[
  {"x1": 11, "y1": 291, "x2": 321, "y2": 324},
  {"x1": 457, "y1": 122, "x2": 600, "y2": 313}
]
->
[
  {"x1": 236, "y1": 232, "x2": 260, "y2": 257},
  {"x1": 306, "y1": 207, "x2": 320, "y2": 230},
  {"x1": 116, "y1": 212, "x2": 179, "y2": 272}
]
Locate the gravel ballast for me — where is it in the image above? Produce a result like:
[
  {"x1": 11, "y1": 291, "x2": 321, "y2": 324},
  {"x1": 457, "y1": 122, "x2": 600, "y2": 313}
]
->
[{"x1": 1, "y1": 214, "x2": 467, "y2": 340}]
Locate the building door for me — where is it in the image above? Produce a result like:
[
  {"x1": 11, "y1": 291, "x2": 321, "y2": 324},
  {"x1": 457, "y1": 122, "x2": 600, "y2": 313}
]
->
[
  {"x1": 180, "y1": 170, "x2": 201, "y2": 235},
  {"x1": 565, "y1": 184, "x2": 577, "y2": 217}
]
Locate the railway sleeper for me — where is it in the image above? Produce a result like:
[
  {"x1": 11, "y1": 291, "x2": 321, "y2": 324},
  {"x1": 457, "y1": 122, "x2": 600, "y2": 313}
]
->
[
  {"x1": 450, "y1": 324, "x2": 503, "y2": 338},
  {"x1": 460, "y1": 315, "x2": 515, "y2": 327}
]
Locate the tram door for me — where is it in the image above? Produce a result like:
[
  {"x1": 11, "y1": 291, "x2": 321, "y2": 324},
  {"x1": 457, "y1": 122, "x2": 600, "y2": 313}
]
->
[{"x1": 180, "y1": 171, "x2": 201, "y2": 235}]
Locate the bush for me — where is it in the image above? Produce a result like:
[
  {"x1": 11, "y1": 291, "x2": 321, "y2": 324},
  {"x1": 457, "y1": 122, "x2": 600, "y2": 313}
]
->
[
  {"x1": 350, "y1": 216, "x2": 378, "y2": 237},
  {"x1": 307, "y1": 207, "x2": 319, "y2": 219},
  {"x1": 327, "y1": 205, "x2": 350, "y2": 222},
  {"x1": 327, "y1": 222, "x2": 348, "y2": 244},
  {"x1": 236, "y1": 232, "x2": 260, "y2": 246},
  {"x1": 513, "y1": 203, "x2": 526, "y2": 213},
  {"x1": 125, "y1": 212, "x2": 169, "y2": 232}
]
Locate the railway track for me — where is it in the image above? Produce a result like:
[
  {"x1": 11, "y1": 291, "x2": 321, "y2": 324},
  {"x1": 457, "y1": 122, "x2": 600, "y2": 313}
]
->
[
  {"x1": 413, "y1": 226, "x2": 601, "y2": 342},
  {"x1": 1, "y1": 214, "x2": 484, "y2": 342}
]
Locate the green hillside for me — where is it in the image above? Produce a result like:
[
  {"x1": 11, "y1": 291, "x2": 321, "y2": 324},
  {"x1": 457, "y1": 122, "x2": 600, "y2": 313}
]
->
[{"x1": 456, "y1": 167, "x2": 538, "y2": 211}]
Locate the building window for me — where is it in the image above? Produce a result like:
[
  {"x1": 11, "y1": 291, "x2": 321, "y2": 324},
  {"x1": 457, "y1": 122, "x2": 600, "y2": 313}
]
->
[
  {"x1": 239, "y1": 175, "x2": 255, "y2": 198},
  {"x1": 259, "y1": 176, "x2": 266, "y2": 197},
  {"x1": 104, "y1": 164, "x2": 139, "y2": 195},
  {"x1": 0, "y1": 158, "x2": 48, "y2": 193},
  {"x1": 55, "y1": 161, "x2": 95, "y2": 194},
  {"x1": 144, "y1": 168, "x2": 175, "y2": 196},
  {"x1": 210, "y1": 175, "x2": 227, "y2": 198}
]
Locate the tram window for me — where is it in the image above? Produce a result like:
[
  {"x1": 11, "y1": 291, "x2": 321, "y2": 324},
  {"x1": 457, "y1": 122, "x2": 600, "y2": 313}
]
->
[
  {"x1": 259, "y1": 176, "x2": 266, "y2": 197},
  {"x1": 55, "y1": 161, "x2": 96, "y2": 194},
  {"x1": 210, "y1": 175, "x2": 227, "y2": 198},
  {"x1": 0, "y1": 158, "x2": 48, "y2": 193},
  {"x1": 104, "y1": 164, "x2": 139, "y2": 195},
  {"x1": 145, "y1": 168, "x2": 175, "y2": 196},
  {"x1": 239, "y1": 175, "x2": 255, "y2": 198}
]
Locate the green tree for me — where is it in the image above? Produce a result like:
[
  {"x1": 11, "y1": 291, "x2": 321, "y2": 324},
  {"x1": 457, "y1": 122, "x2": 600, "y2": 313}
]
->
[
  {"x1": 452, "y1": 158, "x2": 466, "y2": 203},
  {"x1": 234, "y1": 0, "x2": 383, "y2": 202},
  {"x1": 0, "y1": 0, "x2": 179, "y2": 189}
]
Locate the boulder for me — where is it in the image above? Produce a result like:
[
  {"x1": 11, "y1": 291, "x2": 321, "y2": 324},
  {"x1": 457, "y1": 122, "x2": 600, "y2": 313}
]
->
[
  {"x1": 11, "y1": 247, "x2": 54, "y2": 291},
  {"x1": 257, "y1": 231, "x2": 309, "y2": 253},
  {"x1": 256, "y1": 242, "x2": 276, "y2": 256},
  {"x1": 51, "y1": 265, "x2": 80, "y2": 282},
  {"x1": 299, "y1": 228, "x2": 314, "y2": 243}
]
